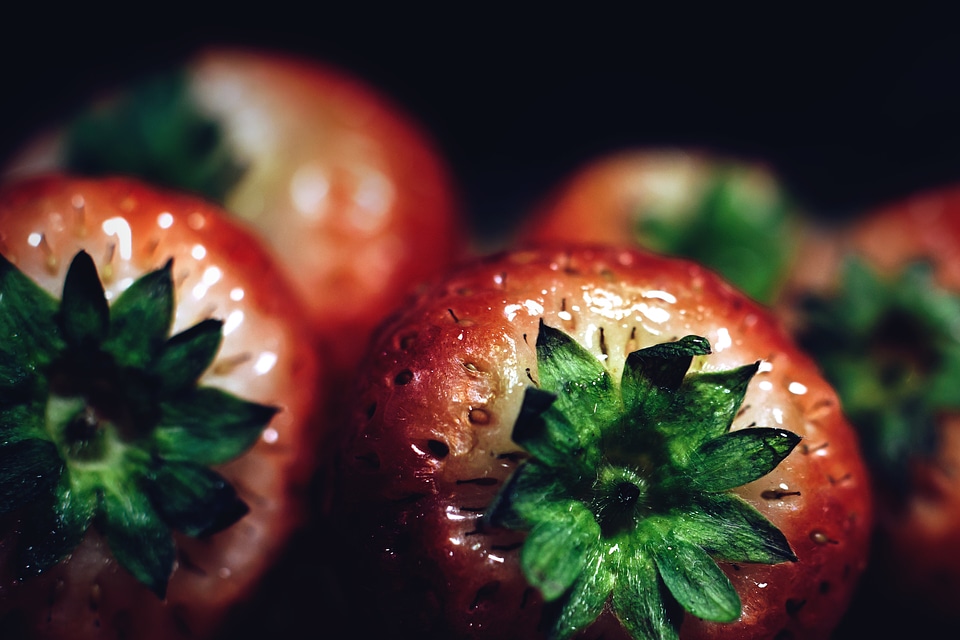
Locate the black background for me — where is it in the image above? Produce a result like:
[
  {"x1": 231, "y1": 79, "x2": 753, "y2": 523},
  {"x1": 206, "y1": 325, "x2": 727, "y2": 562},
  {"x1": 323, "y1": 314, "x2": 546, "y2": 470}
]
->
[
  {"x1": 3, "y1": 6, "x2": 960, "y2": 243},
  {"x1": 1, "y1": 6, "x2": 958, "y2": 637}
]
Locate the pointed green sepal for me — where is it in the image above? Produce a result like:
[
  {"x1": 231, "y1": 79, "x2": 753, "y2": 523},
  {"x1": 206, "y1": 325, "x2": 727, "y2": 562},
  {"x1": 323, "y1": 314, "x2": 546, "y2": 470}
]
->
[
  {"x1": 0, "y1": 360, "x2": 33, "y2": 403},
  {"x1": 485, "y1": 459, "x2": 569, "y2": 530},
  {"x1": 0, "y1": 252, "x2": 64, "y2": 367},
  {"x1": 674, "y1": 492, "x2": 797, "y2": 564},
  {"x1": 154, "y1": 319, "x2": 224, "y2": 392},
  {"x1": 0, "y1": 438, "x2": 62, "y2": 515},
  {"x1": 512, "y1": 387, "x2": 597, "y2": 472},
  {"x1": 99, "y1": 479, "x2": 176, "y2": 598},
  {"x1": 611, "y1": 548, "x2": 681, "y2": 640},
  {"x1": 533, "y1": 320, "x2": 612, "y2": 454},
  {"x1": 520, "y1": 502, "x2": 599, "y2": 601},
  {"x1": 17, "y1": 474, "x2": 97, "y2": 578},
  {"x1": 688, "y1": 428, "x2": 801, "y2": 492},
  {"x1": 154, "y1": 387, "x2": 277, "y2": 465},
  {"x1": 145, "y1": 460, "x2": 249, "y2": 537},
  {"x1": 58, "y1": 251, "x2": 109, "y2": 349},
  {"x1": 548, "y1": 543, "x2": 616, "y2": 640},
  {"x1": 102, "y1": 259, "x2": 175, "y2": 370},
  {"x1": 664, "y1": 363, "x2": 761, "y2": 459},
  {"x1": 623, "y1": 335, "x2": 712, "y2": 397},
  {"x1": 651, "y1": 536, "x2": 740, "y2": 622}
]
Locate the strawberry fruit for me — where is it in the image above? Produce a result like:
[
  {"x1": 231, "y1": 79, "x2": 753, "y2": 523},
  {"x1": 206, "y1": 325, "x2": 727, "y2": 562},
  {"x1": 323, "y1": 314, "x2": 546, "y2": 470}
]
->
[
  {"x1": 0, "y1": 175, "x2": 325, "y2": 639},
  {"x1": 779, "y1": 183, "x2": 960, "y2": 629},
  {"x1": 4, "y1": 46, "x2": 464, "y2": 370},
  {"x1": 333, "y1": 245, "x2": 872, "y2": 639}
]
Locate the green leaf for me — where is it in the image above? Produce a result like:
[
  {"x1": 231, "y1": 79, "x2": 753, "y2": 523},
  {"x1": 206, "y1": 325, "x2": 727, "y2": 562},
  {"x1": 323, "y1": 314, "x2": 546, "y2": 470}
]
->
[
  {"x1": 18, "y1": 472, "x2": 97, "y2": 577},
  {"x1": 1, "y1": 402, "x2": 46, "y2": 443},
  {"x1": 839, "y1": 257, "x2": 889, "y2": 333},
  {"x1": 688, "y1": 428, "x2": 801, "y2": 493},
  {"x1": 65, "y1": 69, "x2": 246, "y2": 204},
  {"x1": 99, "y1": 475, "x2": 176, "y2": 598},
  {"x1": 651, "y1": 536, "x2": 740, "y2": 622},
  {"x1": 154, "y1": 387, "x2": 277, "y2": 465},
  {"x1": 520, "y1": 502, "x2": 600, "y2": 601},
  {"x1": 611, "y1": 547, "x2": 681, "y2": 640},
  {"x1": 58, "y1": 251, "x2": 109, "y2": 349},
  {"x1": 485, "y1": 459, "x2": 571, "y2": 530},
  {"x1": 144, "y1": 460, "x2": 248, "y2": 537},
  {"x1": 0, "y1": 359, "x2": 34, "y2": 404},
  {"x1": 102, "y1": 259, "x2": 174, "y2": 370},
  {"x1": 673, "y1": 492, "x2": 796, "y2": 564},
  {"x1": 548, "y1": 543, "x2": 615, "y2": 640},
  {"x1": 0, "y1": 252, "x2": 64, "y2": 367},
  {"x1": 663, "y1": 363, "x2": 760, "y2": 460},
  {"x1": 0, "y1": 438, "x2": 62, "y2": 515},
  {"x1": 512, "y1": 387, "x2": 597, "y2": 472},
  {"x1": 623, "y1": 335, "x2": 712, "y2": 397},
  {"x1": 154, "y1": 319, "x2": 224, "y2": 391},
  {"x1": 635, "y1": 167, "x2": 797, "y2": 304},
  {"x1": 533, "y1": 321, "x2": 613, "y2": 450}
]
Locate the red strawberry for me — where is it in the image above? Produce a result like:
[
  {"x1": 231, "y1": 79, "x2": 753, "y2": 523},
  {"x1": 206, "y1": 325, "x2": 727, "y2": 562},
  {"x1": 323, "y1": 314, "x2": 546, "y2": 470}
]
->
[
  {"x1": 4, "y1": 46, "x2": 464, "y2": 371},
  {"x1": 514, "y1": 149, "x2": 804, "y2": 304},
  {"x1": 777, "y1": 183, "x2": 960, "y2": 629},
  {"x1": 0, "y1": 175, "x2": 325, "y2": 639},
  {"x1": 332, "y1": 245, "x2": 872, "y2": 639}
]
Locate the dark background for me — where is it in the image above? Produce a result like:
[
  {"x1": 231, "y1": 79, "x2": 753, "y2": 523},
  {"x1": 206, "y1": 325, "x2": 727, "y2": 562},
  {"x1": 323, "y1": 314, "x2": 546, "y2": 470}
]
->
[
  {"x1": 1, "y1": 6, "x2": 957, "y2": 637},
  {"x1": 3, "y1": 6, "x2": 960, "y2": 243}
]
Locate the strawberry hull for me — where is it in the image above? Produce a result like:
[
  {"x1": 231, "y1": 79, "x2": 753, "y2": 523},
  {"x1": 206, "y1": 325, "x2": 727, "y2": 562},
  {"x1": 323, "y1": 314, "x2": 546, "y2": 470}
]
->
[{"x1": 333, "y1": 245, "x2": 873, "y2": 640}]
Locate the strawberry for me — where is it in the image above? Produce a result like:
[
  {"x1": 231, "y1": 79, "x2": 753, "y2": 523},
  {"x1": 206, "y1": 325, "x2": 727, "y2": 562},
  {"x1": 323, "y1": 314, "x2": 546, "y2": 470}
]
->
[
  {"x1": 332, "y1": 245, "x2": 872, "y2": 639},
  {"x1": 4, "y1": 46, "x2": 464, "y2": 371},
  {"x1": 777, "y1": 183, "x2": 960, "y2": 629},
  {"x1": 0, "y1": 175, "x2": 325, "y2": 639},
  {"x1": 514, "y1": 149, "x2": 804, "y2": 304}
]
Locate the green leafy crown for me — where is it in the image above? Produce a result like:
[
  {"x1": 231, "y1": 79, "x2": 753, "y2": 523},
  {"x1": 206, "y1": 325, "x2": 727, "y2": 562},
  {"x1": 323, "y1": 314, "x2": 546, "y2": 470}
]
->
[
  {"x1": 0, "y1": 251, "x2": 276, "y2": 597},
  {"x1": 799, "y1": 256, "x2": 960, "y2": 493},
  {"x1": 485, "y1": 320, "x2": 799, "y2": 640},
  {"x1": 65, "y1": 70, "x2": 246, "y2": 204},
  {"x1": 636, "y1": 167, "x2": 796, "y2": 304}
]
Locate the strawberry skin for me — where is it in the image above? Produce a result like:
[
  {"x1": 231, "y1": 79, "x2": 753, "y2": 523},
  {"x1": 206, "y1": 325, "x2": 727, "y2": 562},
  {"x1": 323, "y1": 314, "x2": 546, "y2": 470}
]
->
[
  {"x1": 0, "y1": 175, "x2": 325, "y2": 639},
  {"x1": 333, "y1": 245, "x2": 872, "y2": 639},
  {"x1": 5, "y1": 46, "x2": 464, "y2": 371}
]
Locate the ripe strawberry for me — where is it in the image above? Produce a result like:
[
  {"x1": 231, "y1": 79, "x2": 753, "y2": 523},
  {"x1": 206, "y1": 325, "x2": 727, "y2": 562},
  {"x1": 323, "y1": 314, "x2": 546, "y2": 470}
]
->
[
  {"x1": 333, "y1": 245, "x2": 872, "y2": 639},
  {"x1": 4, "y1": 46, "x2": 463, "y2": 370},
  {"x1": 778, "y1": 183, "x2": 960, "y2": 627},
  {"x1": 0, "y1": 175, "x2": 325, "y2": 639},
  {"x1": 515, "y1": 149, "x2": 803, "y2": 304}
]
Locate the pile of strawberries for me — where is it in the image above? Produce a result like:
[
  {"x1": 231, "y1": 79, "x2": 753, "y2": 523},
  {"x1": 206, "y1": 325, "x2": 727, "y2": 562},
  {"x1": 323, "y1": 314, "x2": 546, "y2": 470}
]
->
[{"x1": 0, "y1": 47, "x2": 956, "y2": 640}]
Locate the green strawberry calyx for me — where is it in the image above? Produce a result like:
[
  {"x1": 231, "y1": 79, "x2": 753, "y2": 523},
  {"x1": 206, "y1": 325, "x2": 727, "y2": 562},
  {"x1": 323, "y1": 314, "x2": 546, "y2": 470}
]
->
[
  {"x1": 64, "y1": 69, "x2": 245, "y2": 205},
  {"x1": 636, "y1": 164, "x2": 797, "y2": 304},
  {"x1": 485, "y1": 321, "x2": 799, "y2": 640},
  {"x1": 798, "y1": 256, "x2": 960, "y2": 496},
  {"x1": 0, "y1": 250, "x2": 275, "y2": 598}
]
